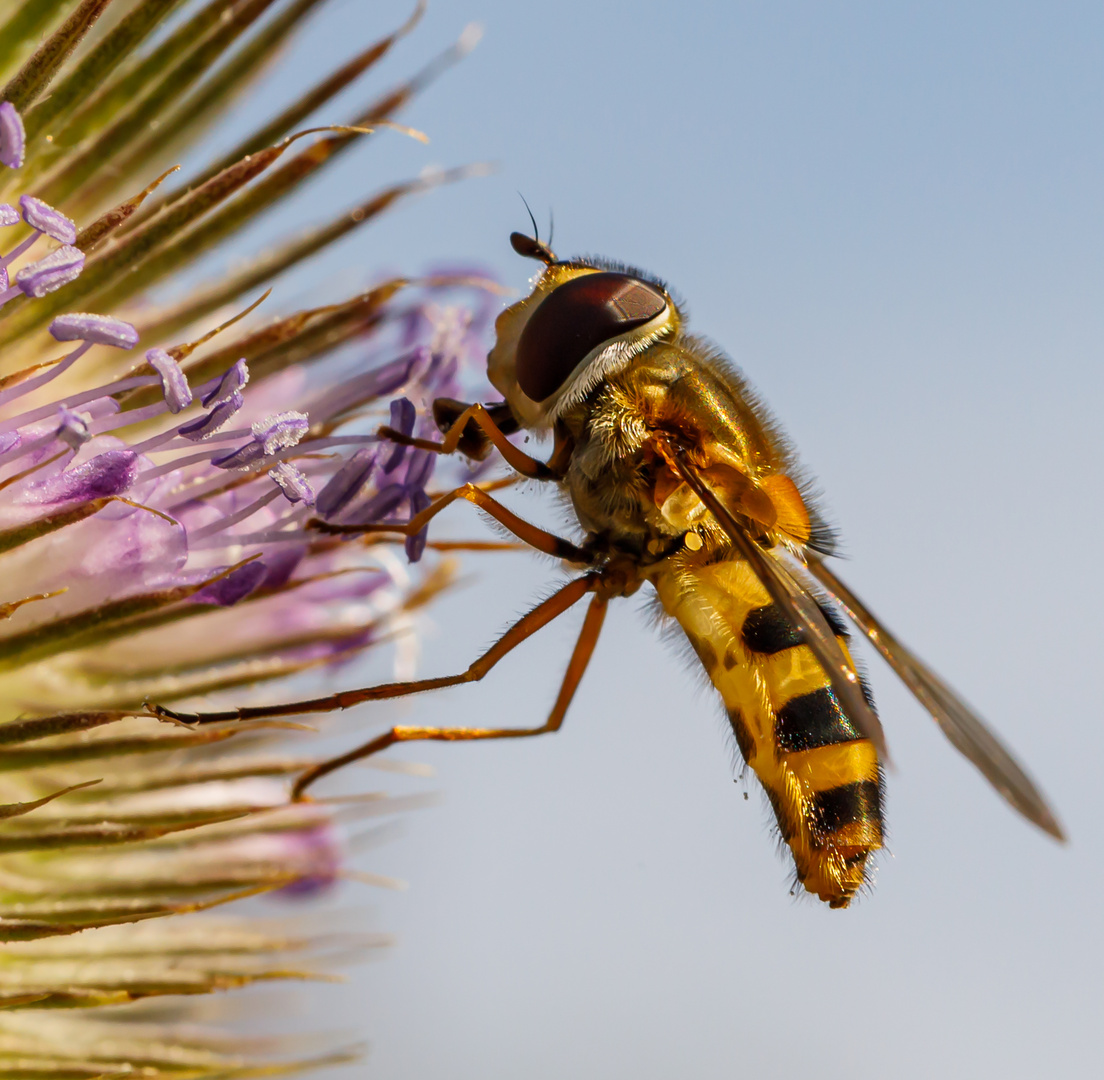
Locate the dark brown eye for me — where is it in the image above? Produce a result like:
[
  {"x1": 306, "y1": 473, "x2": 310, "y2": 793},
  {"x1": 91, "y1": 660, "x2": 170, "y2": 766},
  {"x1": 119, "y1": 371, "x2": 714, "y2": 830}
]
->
[{"x1": 515, "y1": 272, "x2": 667, "y2": 402}]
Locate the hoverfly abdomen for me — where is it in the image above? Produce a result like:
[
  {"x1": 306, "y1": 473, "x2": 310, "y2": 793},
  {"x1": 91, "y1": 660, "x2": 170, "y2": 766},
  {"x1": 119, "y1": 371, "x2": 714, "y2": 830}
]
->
[{"x1": 654, "y1": 555, "x2": 884, "y2": 907}]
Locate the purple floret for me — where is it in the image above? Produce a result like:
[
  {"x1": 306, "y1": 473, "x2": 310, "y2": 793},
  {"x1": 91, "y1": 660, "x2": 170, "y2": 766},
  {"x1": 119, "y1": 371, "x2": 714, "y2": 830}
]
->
[
  {"x1": 269, "y1": 461, "x2": 316, "y2": 504},
  {"x1": 315, "y1": 446, "x2": 377, "y2": 518},
  {"x1": 50, "y1": 313, "x2": 139, "y2": 349},
  {"x1": 20, "y1": 195, "x2": 77, "y2": 244},
  {"x1": 201, "y1": 359, "x2": 249, "y2": 408},
  {"x1": 35, "y1": 450, "x2": 138, "y2": 504},
  {"x1": 0, "y1": 103, "x2": 24, "y2": 169},
  {"x1": 179, "y1": 393, "x2": 243, "y2": 441},
  {"x1": 16, "y1": 246, "x2": 85, "y2": 298},
  {"x1": 147, "y1": 348, "x2": 193, "y2": 413}
]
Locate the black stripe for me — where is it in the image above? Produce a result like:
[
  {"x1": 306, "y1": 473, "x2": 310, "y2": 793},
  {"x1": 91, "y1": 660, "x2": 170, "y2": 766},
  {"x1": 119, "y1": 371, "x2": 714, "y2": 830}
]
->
[
  {"x1": 741, "y1": 602, "x2": 849, "y2": 655},
  {"x1": 727, "y1": 708, "x2": 754, "y2": 763},
  {"x1": 742, "y1": 605, "x2": 802, "y2": 654},
  {"x1": 812, "y1": 780, "x2": 883, "y2": 835},
  {"x1": 764, "y1": 785, "x2": 797, "y2": 841},
  {"x1": 686, "y1": 632, "x2": 719, "y2": 671},
  {"x1": 775, "y1": 687, "x2": 862, "y2": 752}
]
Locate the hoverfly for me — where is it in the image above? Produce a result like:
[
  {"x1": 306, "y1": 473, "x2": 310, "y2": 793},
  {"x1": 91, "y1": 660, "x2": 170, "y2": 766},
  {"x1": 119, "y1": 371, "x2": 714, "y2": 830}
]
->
[{"x1": 154, "y1": 228, "x2": 1066, "y2": 907}]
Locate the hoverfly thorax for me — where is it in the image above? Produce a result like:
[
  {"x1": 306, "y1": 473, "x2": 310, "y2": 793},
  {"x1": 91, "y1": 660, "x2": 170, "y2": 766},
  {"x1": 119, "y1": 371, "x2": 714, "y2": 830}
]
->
[{"x1": 488, "y1": 246, "x2": 681, "y2": 430}]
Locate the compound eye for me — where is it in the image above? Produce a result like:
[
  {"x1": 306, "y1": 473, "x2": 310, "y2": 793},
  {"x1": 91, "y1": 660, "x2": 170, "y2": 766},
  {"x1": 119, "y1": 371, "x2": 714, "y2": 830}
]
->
[{"x1": 515, "y1": 272, "x2": 667, "y2": 402}]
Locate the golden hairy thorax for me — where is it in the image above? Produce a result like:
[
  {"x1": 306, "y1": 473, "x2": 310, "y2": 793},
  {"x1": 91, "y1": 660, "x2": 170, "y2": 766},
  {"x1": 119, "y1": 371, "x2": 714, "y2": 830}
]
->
[{"x1": 553, "y1": 335, "x2": 817, "y2": 560}]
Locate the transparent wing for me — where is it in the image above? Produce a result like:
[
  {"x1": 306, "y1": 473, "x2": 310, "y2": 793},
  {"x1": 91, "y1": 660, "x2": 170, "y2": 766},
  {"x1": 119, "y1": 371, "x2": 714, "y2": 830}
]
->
[
  {"x1": 804, "y1": 554, "x2": 1066, "y2": 842},
  {"x1": 666, "y1": 444, "x2": 889, "y2": 762}
]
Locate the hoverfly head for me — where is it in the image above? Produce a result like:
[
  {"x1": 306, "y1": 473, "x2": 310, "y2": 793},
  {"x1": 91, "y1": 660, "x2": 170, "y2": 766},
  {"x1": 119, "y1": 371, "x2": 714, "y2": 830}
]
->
[{"x1": 488, "y1": 233, "x2": 680, "y2": 429}]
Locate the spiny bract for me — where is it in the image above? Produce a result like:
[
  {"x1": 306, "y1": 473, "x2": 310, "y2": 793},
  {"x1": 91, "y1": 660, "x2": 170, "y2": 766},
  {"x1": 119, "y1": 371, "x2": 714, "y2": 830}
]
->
[{"x1": 0, "y1": 1, "x2": 486, "y2": 1074}]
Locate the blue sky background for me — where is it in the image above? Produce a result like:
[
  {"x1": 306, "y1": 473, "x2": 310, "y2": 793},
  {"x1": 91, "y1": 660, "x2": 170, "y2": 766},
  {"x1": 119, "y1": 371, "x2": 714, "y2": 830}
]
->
[{"x1": 187, "y1": 2, "x2": 1104, "y2": 1076}]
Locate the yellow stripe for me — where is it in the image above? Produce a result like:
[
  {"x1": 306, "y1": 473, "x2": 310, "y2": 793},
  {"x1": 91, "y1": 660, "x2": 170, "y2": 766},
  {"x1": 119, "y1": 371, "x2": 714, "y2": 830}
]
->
[
  {"x1": 759, "y1": 644, "x2": 831, "y2": 710},
  {"x1": 783, "y1": 741, "x2": 880, "y2": 792},
  {"x1": 825, "y1": 819, "x2": 883, "y2": 850}
]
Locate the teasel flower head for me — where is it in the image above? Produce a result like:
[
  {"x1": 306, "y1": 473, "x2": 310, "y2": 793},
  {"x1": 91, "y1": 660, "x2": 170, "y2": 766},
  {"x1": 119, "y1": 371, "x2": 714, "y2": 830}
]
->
[{"x1": 0, "y1": 1, "x2": 490, "y2": 1075}]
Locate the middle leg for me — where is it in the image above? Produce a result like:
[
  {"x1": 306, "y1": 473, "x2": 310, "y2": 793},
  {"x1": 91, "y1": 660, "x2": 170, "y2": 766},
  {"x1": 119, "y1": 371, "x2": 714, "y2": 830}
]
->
[
  {"x1": 148, "y1": 573, "x2": 601, "y2": 726},
  {"x1": 310, "y1": 482, "x2": 592, "y2": 564},
  {"x1": 292, "y1": 587, "x2": 610, "y2": 798},
  {"x1": 381, "y1": 402, "x2": 557, "y2": 480}
]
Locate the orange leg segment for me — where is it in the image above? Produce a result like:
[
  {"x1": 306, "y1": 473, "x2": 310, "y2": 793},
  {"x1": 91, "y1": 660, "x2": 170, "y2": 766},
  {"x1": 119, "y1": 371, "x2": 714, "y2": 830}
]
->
[
  {"x1": 290, "y1": 586, "x2": 609, "y2": 799},
  {"x1": 310, "y1": 482, "x2": 592, "y2": 564},
  {"x1": 147, "y1": 575, "x2": 610, "y2": 796},
  {"x1": 380, "y1": 402, "x2": 557, "y2": 480}
]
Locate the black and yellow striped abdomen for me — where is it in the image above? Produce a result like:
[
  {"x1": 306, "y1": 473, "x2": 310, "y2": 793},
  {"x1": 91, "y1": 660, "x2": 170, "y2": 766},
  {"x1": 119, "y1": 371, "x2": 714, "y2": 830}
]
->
[{"x1": 652, "y1": 552, "x2": 883, "y2": 907}]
